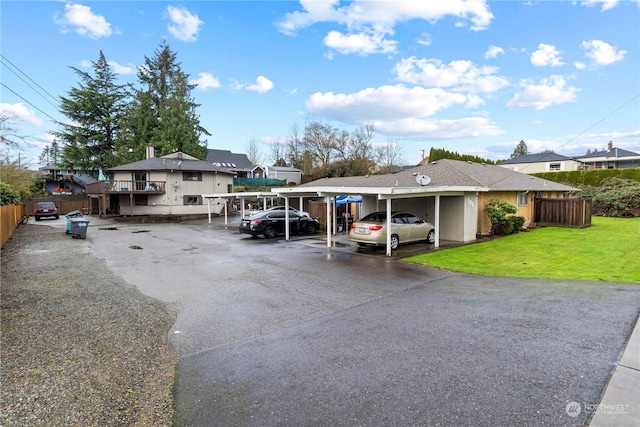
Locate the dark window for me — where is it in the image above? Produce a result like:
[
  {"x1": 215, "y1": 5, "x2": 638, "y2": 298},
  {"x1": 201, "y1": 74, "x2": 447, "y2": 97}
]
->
[
  {"x1": 183, "y1": 195, "x2": 202, "y2": 205},
  {"x1": 183, "y1": 171, "x2": 202, "y2": 181},
  {"x1": 134, "y1": 195, "x2": 148, "y2": 206}
]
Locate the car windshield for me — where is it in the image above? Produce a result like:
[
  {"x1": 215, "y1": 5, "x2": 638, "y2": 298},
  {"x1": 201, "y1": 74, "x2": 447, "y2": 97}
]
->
[{"x1": 36, "y1": 203, "x2": 55, "y2": 209}]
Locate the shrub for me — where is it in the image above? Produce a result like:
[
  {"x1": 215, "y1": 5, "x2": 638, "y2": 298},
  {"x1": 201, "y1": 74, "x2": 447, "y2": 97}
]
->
[
  {"x1": 0, "y1": 182, "x2": 22, "y2": 206},
  {"x1": 484, "y1": 199, "x2": 524, "y2": 235},
  {"x1": 576, "y1": 177, "x2": 640, "y2": 217}
]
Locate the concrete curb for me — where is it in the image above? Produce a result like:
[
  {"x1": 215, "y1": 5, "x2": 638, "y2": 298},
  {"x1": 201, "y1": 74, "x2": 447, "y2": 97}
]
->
[{"x1": 589, "y1": 314, "x2": 640, "y2": 427}]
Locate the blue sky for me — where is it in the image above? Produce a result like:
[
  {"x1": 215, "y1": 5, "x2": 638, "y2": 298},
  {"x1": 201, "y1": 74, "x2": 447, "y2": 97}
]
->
[{"x1": 2, "y1": 0, "x2": 639, "y2": 168}]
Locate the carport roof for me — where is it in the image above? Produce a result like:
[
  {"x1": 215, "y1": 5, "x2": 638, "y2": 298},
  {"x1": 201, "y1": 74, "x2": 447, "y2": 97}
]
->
[{"x1": 277, "y1": 159, "x2": 579, "y2": 195}]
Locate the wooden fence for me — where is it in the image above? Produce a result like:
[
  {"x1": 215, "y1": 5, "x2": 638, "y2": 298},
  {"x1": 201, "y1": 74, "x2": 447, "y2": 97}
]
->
[
  {"x1": 535, "y1": 198, "x2": 592, "y2": 228},
  {"x1": 1, "y1": 204, "x2": 26, "y2": 247},
  {"x1": 24, "y1": 196, "x2": 89, "y2": 216}
]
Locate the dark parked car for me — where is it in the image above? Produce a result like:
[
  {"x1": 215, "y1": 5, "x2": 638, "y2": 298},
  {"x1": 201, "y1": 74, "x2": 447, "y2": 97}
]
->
[
  {"x1": 239, "y1": 210, "x2": 319, "y2": 238},
  {"x1": 34, "y1": 202, "x2": 59, "y2": 221}
]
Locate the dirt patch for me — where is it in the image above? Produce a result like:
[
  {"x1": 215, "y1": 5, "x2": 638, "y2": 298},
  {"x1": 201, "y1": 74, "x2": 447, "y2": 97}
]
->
[{"x1": 0, "y1": 224, "x2": 178, "y2": 427}]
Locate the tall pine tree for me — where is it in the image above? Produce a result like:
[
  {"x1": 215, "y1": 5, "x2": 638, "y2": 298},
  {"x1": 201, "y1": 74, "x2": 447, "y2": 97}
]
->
[
  {"x1": 123, "y1": 42, "x2": 209, "y2": 159},
  {"x1": 55, "y1": 51, "x2": 129, "y2": 172}
]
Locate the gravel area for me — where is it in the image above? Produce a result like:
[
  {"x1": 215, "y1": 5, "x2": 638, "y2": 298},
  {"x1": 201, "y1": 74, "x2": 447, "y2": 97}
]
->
[{"x1": 1, "y1": 223, "x2": 178, "y2": 426}]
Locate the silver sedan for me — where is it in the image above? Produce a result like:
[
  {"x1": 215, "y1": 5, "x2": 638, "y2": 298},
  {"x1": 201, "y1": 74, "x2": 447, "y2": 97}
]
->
[{"x1": 349, "y1": 211, "x2": 436, "y2": 250}]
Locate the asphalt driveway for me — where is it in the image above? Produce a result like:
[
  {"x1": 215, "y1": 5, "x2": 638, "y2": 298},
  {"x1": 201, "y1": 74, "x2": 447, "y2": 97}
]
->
[{"x1": 51, "y1": 216, "x2": 640, "y2": 426}]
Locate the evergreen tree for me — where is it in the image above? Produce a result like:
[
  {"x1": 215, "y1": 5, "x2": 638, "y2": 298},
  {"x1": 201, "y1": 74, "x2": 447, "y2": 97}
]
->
[
  {"x1": 55, "y1": 51, "x2": 130, "y2": 171},
  {"x1": 510, "y1": 140, "x2": 528, "y2": 159},
  {"x1": 123, "y1": 42, "x2": 209, "y2": 159}
]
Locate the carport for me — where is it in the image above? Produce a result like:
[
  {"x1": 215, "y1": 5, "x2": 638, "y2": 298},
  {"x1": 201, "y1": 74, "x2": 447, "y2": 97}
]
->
[
  {"x1": 204, "y1": 184, "x2": 483, "y2": 256},
  {"x1": 275, "y1": 185, "x2": 482, "y2": 256}
]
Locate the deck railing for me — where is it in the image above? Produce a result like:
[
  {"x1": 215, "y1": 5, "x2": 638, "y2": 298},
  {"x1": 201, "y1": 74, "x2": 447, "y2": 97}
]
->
[{"x1": 86, "y1": 180, "x2": 166, "y2": 194}]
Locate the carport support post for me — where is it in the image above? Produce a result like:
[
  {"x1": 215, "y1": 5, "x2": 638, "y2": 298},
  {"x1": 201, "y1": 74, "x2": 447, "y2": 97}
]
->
[
  {"x1": 326, "y1": 196, "x2": 332, "y2": 248},
  {"x1": 386, "y1": 198, "x2": 392, "y2": 257},
  {"x1": 434, "y1": 195, "x2": 440, "y2": 248},
  {"x1": 207, "y1": 198, "x2": 212, "y2": 224},
  {"x1": 284, "y1": 197, "x2": 290, "y2": 241},
  {"x1": 223, "y1": 198, "x2": 228, "y2": 225}
]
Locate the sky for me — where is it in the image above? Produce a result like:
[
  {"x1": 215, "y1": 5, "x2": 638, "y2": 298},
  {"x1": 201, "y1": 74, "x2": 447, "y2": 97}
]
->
[{"x1": 1, "y1": 0, "x2": 639, "y2": 169}]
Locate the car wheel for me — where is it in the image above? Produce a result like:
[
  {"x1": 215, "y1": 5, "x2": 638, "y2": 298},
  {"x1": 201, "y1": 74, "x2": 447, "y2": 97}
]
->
[
  {"x1": 427, "y1": 229, "x2": 435, "y2": 244},
  {"x1": 55, "y1": 214, "x2": 59, "y2": 219},
  {"x1": 305, "y1": 222, "x2": 317, "y2": 234},
  {"x1": 264, "y1": 226, "x2": 276, "y2": 238},
  {"x1": 35, "y1": 216, "x2": 41, "y2": 221},
  {"x1": 390, "y1": 234, "x2": 400, "y2": 250}
]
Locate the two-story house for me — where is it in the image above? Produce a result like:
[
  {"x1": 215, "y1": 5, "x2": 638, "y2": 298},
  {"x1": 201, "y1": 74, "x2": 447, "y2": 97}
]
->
[{"x1": 85, "y1": 150, "x2": 234, "y2": 217}]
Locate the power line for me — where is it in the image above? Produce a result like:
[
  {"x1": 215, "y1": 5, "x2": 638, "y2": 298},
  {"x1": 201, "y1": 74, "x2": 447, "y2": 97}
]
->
[
  {"x1": 1, "y1": 82, "x2": 60, "y2": 124},
  {"x1": 0, "y1": 54, "x2": 60, "y2": 107}
]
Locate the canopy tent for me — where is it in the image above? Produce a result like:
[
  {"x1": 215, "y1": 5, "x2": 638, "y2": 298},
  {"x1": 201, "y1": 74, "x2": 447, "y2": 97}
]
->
[{"x1": 330, "y1": 195, "x2": 362, "y2": 206}]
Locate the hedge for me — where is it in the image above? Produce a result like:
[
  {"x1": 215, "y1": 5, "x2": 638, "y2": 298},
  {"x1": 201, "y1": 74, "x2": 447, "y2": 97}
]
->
[{"x1": 531, "y1": 169, "x2": 640, "y2": 186}]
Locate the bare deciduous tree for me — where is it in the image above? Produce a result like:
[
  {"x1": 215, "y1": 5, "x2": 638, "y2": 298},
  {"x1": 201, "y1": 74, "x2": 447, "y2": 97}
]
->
[
  {"x1": 245, "y1": 138, "x2": 263, "y2": 166},
  {"x1": 376, "y1": 138, "x2": 404, "y2": 173}
]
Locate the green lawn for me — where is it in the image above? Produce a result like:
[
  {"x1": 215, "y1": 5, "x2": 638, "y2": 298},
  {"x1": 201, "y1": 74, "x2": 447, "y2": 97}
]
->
[{"x1": 404, "y1": 217, "x2": 640, "y2": 283}]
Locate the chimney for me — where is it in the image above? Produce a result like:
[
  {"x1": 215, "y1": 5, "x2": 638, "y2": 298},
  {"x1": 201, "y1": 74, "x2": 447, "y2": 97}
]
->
[
  {"x1": 146, "y1": 145, "x2": 155, "y2": 159},
  {"x1": 608, "y1": 141, "x2": 613, "y2": 152}
]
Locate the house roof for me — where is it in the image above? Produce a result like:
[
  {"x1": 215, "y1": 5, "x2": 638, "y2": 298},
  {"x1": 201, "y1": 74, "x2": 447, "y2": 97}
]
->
[
  {"x1": 297, "y1": 159, "x2": 579, "y2": 193},
  {"x1": 578, "y1": 147, "x2": 639, "y2": 159},
  {"x1": 108, "y1": 153, "x2": 234, "y2": 174},
  {"x1": 206, "y1": 149, "x2": 254, "y2": 170},
  {"x1": 500, "y1": 153, "x2": 575, "y2": 164}
]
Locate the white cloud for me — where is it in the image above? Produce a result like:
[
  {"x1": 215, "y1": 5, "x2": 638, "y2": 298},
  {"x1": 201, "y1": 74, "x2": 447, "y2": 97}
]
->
[
  {"x1": 530, "y1": 43, "x2": 564, "y2": 67},
  {"x1": 167, "y1": 6, "x2": 203, "y2": 42},
  {"x1": 393, "y1": 57, "x2": 509, "y2": 93},
  {"x1": 233, "y1": 76, "x2": 274, "y2": 93},
  {"x1": 324, "y1": 29, "x2": 398, "y2": 55},
  {"x1": 0, "y1": 103, "x2": 43, "y2": 127},
  {"x1": 484, "y1": 45, "x2": 504, "y2": 59},
  {"x1": 306, "y1": 84, "x2": 478, "y2": 123},
  {"x1": 109, "y1": 61, "x2": 136, "y2": 75},
  {"x1": 190, "y1": 73, "x2": 221, "y2": 90},
  {"x1": 374, "y1": 117, "x2": 504, "y2": 140},
  {"x1": 277, "y1": 0, "x2": 494, "y2": 55},
  {"x1": 581, "y1": 40, "x2": 626, "y2": 66},
  {"x1": 581, "y1": 0, "x2": 619, "y2": 11},
  {"x1": 54, "y1": 3, "x2": 112, "y2": 39},
  {"x1": 574, "y1": 61, "x2": 587, "y2": 70},
  {"x1": 507, "y1": 75, "x2": 580, "y2": 110},
  {"x1": 416, "y1": 33, "x2": 432, "y2": 46}
]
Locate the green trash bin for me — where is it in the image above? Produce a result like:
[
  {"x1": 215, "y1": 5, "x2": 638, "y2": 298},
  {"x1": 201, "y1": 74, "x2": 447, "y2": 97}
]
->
[
  {"x1": 70, "y1": 218, "x2": 90, "y2": 239},
  {"x1": 65, "y1": 210, "x2": 83, "y2": 234}
]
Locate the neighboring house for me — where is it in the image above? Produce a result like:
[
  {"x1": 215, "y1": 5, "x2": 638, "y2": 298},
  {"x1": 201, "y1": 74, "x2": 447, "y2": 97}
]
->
[
  {"x1": 498, "y1": 153, "x2": 582, "y2": 174},
  {"x1": 270, "y1": 159, "x2": 579, "y2": 254},
  {"x1": 85, "y1": 151, "x2": 234, "y2": 216},
  {"x1": 206, "y1": 149, "x2": 260, "y2": 178},
  {"x1": 265, "y1": 166, "x2": 303, "y2": 185},
  {"x1": 575, "y1": 141, "x2": 640, "y2": 170},
  {"x1": 40, "y1": 164, "x2": 96, "y2": 194}
]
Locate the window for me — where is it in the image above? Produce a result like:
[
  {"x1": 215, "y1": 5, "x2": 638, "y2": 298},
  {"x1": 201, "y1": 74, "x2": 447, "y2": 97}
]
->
[
  {"x1": 549, "y1": 163, "x2": 561, "y2": 171},
  {"x1": 183, "y1": 171, "x2": 202, "y2": 181},
  {"x1": 134, "y1": 195, "x2": 148, "y2": 206},
  {"x1": 133, "y1": 172, "x2": 147, "y2": 191},
  {"x1": 517, "y1": 192, "x2": 528, "y2": 206},
  {"x1": 183, "y1": 195, "x2": 202, "y2": 205}
]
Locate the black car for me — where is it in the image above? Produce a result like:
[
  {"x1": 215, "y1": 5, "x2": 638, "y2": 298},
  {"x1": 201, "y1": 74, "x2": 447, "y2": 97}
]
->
[{"x1": 239, "y1": 210, "x2": 319, "y2": 238}]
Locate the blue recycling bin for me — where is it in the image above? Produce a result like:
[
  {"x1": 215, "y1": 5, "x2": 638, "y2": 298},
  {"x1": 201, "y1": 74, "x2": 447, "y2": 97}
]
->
[{"x1": 65, "y1": 210, "x2": 83, "y2": 234}]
